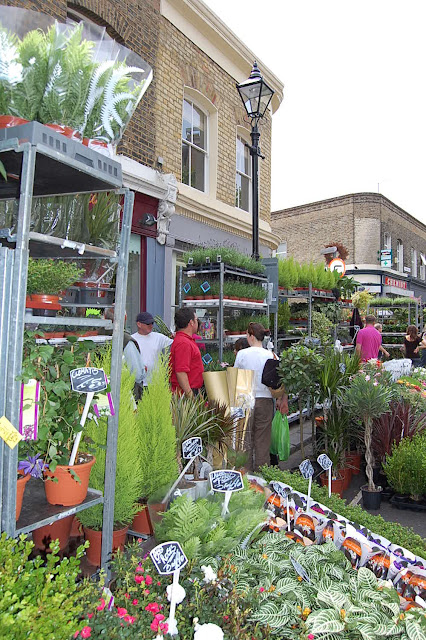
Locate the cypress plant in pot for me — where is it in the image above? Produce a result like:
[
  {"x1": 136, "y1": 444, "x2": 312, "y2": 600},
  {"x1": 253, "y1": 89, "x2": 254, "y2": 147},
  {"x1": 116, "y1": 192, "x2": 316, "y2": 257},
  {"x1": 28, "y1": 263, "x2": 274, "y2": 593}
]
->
[
  {"x1": 26, "y1": 258, "x2": 84, "y2": 316},
  {"x1": 133, "y1": 354, "x2": 179, "y2": 534},
  {"x1": 77, "y1": 359, "x2": 143, "y2": 566},
  {"x1": 340, "y1": 371, "x2": 394, "y2": 509}
]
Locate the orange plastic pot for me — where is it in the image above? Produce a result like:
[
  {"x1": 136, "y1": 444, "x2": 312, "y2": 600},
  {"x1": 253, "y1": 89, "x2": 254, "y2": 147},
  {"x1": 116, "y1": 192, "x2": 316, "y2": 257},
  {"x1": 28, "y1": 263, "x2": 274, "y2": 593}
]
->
[
  {"x1": 32, "y1": 515, "x2": 74, "y2": 552},
  {"x1": 0, "y1": 115, "x2": 29, "y2": 128},
  {"x1": 346, "y1": 452, "x2": 361, "y2": 475},
  {"x1": 16, "y1": 473, "x2": 30, "y2": 521},
  {"x1": 83, "y1": 526, "x2": 128, "y2": 567},
  {"x1": 131, "y1": 505, "x2": 153, "y2": 536},
  {"x1": 320, "y1": 472, "x2": 345, "y2": 498},
  {"x1": 44, "y1": 456, "x2": 96, "y2": 506}
]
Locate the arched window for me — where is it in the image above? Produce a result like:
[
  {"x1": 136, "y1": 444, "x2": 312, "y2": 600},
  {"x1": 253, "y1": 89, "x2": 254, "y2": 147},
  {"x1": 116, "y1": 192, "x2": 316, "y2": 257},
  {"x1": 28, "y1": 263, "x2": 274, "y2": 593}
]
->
[{"x1": 235, "y1": 130, "x2": 251, "y2": 212}]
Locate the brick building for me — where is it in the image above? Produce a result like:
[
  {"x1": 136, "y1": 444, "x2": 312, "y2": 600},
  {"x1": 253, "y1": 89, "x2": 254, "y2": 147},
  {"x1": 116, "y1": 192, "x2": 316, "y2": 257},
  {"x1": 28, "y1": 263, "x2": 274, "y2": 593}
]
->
[
  {"x1": 0, "y1": 0, "x2": 284, "y2": 326},
  {"x1": 271, "y1": 193, "x2": 426, "y2": 299}
]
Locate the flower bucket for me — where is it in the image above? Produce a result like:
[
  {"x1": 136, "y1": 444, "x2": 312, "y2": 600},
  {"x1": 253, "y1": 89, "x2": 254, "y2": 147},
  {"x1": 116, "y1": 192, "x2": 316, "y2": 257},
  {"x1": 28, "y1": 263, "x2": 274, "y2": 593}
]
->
[
  {"x1": 83, "y1": 525, "x2": 128, "y2": 567},
  {"x1": 32, "y1": 515, "x2": 74, "y2": 552},
  {"x1": 0, "y1": 115, "x2": 29, "y2": 128},
  {"x1": 44, "y1": 456, "x2": 96, "y2": 506},
  {"x1": 16, "y1": 472, "x2": 30, "y2": 521}
]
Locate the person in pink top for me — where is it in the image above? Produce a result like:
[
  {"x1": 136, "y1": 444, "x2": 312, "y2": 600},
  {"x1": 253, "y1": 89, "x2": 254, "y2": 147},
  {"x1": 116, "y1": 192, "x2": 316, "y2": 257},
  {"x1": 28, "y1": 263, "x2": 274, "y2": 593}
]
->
[{"x1": 355, "y1": 314, "x2": 382, "y2": 361}]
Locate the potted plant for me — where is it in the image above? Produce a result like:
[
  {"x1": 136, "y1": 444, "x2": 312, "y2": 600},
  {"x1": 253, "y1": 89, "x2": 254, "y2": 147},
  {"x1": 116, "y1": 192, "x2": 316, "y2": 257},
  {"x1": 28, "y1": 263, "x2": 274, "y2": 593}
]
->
[
  {"x1": 26, "y1": 258, "x2": 83, "y2": 316},
  {"x1": 383, "y1": 432, "x2": 426, "y2": 505},
  {"x1": 19, "y1": 333, "x2": 97, "y2": 506},
  {"x1": 77, "y1": 362, "x2": 143, "y2": 566},
  {"x1": 340, "y1": 371, "x2": 394, "y2": 509},
  {"x1": 316, "y1": 402, "x2": 351, "y2": 495},
  {"x1": 132, "y1": 354, "x2": 179, "y2": 535}
]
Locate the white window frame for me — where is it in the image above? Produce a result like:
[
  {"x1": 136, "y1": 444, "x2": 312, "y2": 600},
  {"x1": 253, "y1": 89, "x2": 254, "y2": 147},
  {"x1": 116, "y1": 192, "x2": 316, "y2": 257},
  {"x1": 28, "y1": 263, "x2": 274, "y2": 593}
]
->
[
  {"x1": 383, "y1": 232, "x2": 391, "y2": 250},
  {"x1": 235, "y1": 127, "x2": 252, "y2": 213},
  {"x1": 181, "y1": 97, "x2": 208, "y2": 193},
  {"x1": 420, "y1": 253, "x2": 426, "y2": 280},
  {"x1": 276, "y1": 241, "x2": 287, "y2": 258},
  {"x1": 411, "y1": 248, "x2": 418, "y2": 278},
  {"x1": 396, "y1": 240, "x2": 404, "y2": 273}
]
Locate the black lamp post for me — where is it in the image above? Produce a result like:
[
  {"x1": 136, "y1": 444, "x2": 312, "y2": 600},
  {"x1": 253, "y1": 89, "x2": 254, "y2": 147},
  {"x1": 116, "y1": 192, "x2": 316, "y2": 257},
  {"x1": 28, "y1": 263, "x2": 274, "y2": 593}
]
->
[{"x1": 236, "y1": 61, "x2": 274, "y2": 260}]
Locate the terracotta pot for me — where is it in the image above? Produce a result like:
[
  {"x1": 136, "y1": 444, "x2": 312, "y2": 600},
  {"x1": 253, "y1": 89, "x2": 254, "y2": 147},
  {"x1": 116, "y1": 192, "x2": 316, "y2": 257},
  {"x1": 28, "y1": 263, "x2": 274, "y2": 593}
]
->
[
  {"x1": 147, "y1": 501, "x2": 167, "y2": 528},
  {"x1": 185, "y1": 296, "x2": 194, "y2": 300},
  {"x1": 131, "y1": 505, "x2": 153, "y2": 535},
  {"x1": 16, "y1": 473, "x2": 30, "y2": 521},
  {"x1": 32, "y1": 515, "x2": 74, "y2": 552},
  {"x1": 340, "y1": 467, "x2": 352, "y2": 491},
  {"x1": 70, "y1": 516, "x2": 83, "y2": 537},
  {"x1": 0, "y1": 115, "x2": 29, "y2": 128},
  {"x1": 320, "y1": 472, "x2": 344, "y2": 498},
  {"x1": 203, "y1": 295, "x2": 213, "y2": 300},
  {"x1": 83, "y1": 525, "x2": 128, "y2": 567},
  {"x1": 346, "y1": 452, "x2": 361, "y2": 475},
  {"x1": 194, "y1": 296, "x2": 204, "y2": 300},
  {"x1": 315, "y1": 416, "x2": 325, "y2": 429},
  {"x1": 34, "y1": 331, "x2": 65, "y2": 339},
  {"x1": 45, "y1": 123, "x2": 81, "y2": 141},
  {"x1": 26, "y1": 294, "x2": 61, "y2": 306},
  {"x1": 44, "y1": 456, "x2": 96, "y2": 506}
]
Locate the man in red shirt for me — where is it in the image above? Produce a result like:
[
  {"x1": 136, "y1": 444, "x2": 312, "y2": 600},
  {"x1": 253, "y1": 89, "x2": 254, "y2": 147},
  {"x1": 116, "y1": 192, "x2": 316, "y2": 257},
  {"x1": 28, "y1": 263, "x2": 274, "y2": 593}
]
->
[{"x1": 170, "y1": 308, "x2": 204, "y2": 395}]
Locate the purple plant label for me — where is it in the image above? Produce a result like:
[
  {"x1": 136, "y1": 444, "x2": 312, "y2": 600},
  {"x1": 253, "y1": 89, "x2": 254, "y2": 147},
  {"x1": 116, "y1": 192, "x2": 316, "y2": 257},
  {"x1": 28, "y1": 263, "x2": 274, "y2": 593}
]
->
[{"x1": 19, "y1": 380, "x2": 40, "y2": 440}]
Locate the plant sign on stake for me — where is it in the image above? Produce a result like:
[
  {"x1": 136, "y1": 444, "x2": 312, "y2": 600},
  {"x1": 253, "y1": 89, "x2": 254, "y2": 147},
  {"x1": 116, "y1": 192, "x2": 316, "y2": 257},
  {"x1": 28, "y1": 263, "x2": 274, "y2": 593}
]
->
[
  {"x1": 182, "y1": 437, "x2": 203, "y2": 460},
  {"x1": 150, "y1": 541, "x2": 188, "y2": 636},
  {"x1": 299, "y1": 459, "x2": 314, "y2": 512},
  {"x1": 209, "y1": 470, "x2": 244, "y2": 517},
  {"x1": 68, "y1": 368, "x2": 107, "y2": 466},
  {"x1": 317, "y1": 453, "x2": 333, "y2": 498},
  {"x1": 202, "y1": 353, "x2": 213, "y2": 365}
]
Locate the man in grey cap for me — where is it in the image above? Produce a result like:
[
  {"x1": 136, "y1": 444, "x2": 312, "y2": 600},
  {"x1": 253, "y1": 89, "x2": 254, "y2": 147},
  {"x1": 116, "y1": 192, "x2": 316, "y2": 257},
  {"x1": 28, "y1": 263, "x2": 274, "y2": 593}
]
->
[{"x1": 131, "y1": 311, "x2": 173, "y2": 387}]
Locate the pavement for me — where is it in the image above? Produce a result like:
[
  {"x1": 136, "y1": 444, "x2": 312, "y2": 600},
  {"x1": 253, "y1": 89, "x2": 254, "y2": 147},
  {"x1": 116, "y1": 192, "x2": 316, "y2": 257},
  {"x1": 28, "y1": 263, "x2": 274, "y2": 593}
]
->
[{"x1": 279, "y1": 419, "x2": 426, "y2": 539}]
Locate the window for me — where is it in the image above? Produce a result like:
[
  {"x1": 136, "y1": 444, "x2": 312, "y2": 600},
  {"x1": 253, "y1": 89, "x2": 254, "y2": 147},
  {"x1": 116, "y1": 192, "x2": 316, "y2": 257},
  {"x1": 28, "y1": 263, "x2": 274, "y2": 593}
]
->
[
  {"x1": 235, "y1": 134, "x2": 251, "y2": 212},
  {"x1": 383, "y1": 232, "x2": 391, "y2": 250},
  {"x1": 276, "y1": 241, "x2": 287, "y2": 258},
  {"x1": 396, "y1": 240, "x2": 404, "y2": 272},
  {"x1": 411, "y1": 248, "x2": 417, "y2": 278},
  {"x1": 420, "y1": 253, "x2": 426, "y2": 280},
  {"x1": 181, "y1": 98, "x2": 207, "y2": 191}
]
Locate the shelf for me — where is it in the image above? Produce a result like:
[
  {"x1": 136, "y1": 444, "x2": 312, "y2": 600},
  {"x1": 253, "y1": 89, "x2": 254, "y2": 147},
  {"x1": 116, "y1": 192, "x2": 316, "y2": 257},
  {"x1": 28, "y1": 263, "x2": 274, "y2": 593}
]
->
[
  {"x1": 25, "y1": 313, "x2": 112, "y2": 327},
  {"x1": 36, "y1": 335, "x2": 112, "y2": 346},
  {"x1": 15, "y1": 479, "x2": 103, "y2": 536},
  {"x1": 0, "y1": 231, "x2": 117, "y2": 260},
  {"x1": 183, "y1": 299, "x2": 267, "y2": 309},
  {"x1": 185, "y1": 264, "x2": 267, "y2": 281}
]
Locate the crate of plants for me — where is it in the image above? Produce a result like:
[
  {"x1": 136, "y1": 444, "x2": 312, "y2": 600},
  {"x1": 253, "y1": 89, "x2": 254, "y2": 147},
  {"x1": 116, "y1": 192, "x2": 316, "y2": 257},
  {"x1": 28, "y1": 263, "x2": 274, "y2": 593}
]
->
[{"x1": 183, "y1": 246, "x2": 266, "y2": 276}]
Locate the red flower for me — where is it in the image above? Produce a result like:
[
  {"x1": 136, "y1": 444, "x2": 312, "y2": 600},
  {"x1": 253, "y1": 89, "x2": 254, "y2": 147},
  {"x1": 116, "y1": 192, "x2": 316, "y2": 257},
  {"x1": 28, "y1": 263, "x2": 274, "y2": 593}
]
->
[
  {"x1": 143, "y1": 589, "x2": 150, "y2": 595},
  {"x1": 145, "y1": 602, "x2": 162, "y2": 614},
  {"x1": 117, "y1": 607, "x2": 128, "y2": 618},
  {"x1": 87, "y1": 613, "x2": 93, "y2": 619},
  {"x1": 259, "y1": 587, "x2": 265, "y2": 592},
  {"x1": 80, "y1": 628, "x2": 92, "y2": 639},
  {"x1": 96, "y1": 598, "x2": 106, "y2": 611},
  {"x1": 145, "y1": 575, "x2": 153, "y2": 585},
  {"x1": 124, "y1": 593, "x2": 130, "y2": 599},
  {"x1": 73, "y1": 632, "x2": 79, "y2": 639},
  {"x1": 136, "y1": 565, "x2": 144, "y2": 573},
  {"x1": 132, "y1": 599, "x2": 138, "y2": 606},
  {"x1": 135, "y1": 574, "x2": 144, "y2": 584},
  {"x1": 223, "y1": 615, "x2": 229, "y2": 620},
  {"x1": 124, "y1": 614, "x2": 136, "y2": 624},
  {"x1": 160, "y1": 622, "x2": 168, "y2": 633}
]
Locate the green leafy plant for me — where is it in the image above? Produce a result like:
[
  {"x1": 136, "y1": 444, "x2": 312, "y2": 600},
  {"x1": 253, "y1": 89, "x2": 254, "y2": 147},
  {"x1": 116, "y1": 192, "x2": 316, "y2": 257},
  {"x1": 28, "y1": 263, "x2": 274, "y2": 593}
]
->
[
  {"x1": 0, "y1": 533, "x2": 93, "y2": 640},
  {"x1": 26, "y1": 257, "x2": 83, "y2": 295},
  {"x1": 311, "y1": 310, "x2": 333, "y2": 345},
  {"x1": 278, "y1": 257, "x2": 298, "y2": 289},
  {"x1": 78, "y1": 354, "x2": 143, "y2": 530},
  {"x1": 183, "y1": 246, "x2": 265, "y2": 275},
  {"x1": 383, "y1": 432, "x2": 426, "y2": 500},
  {"x1": 316, "y1": 401, "x2": 350, "y2": 472},
  {"x1": 261, "y1": 466, "x2": 426, "y2": 558},
  {"x1": 135, "y1": 354, "x2": 179, "y2": 501},
  {"x1": 352, "y1": 290, "x2": 373, "y2": 312}
]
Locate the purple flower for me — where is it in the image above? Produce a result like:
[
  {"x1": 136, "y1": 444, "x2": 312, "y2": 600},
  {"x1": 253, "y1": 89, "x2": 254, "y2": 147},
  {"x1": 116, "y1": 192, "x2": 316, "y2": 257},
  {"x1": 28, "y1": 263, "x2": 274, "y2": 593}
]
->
[{"x1": 18, "y1": 454, "x2": 49, "y2": 479}]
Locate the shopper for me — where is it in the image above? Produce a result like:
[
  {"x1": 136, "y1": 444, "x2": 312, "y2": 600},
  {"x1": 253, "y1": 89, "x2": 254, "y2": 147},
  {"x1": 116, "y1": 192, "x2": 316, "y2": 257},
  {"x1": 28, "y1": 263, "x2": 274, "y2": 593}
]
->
[
  {"x1": 170, "y1": 307, "x2": 204, "y2": 396},
  {"x1": 403, "y1": 325, "x2": 425, "y2": 366},
  {"x1": 131, "y1": 311, "x2": 173, "y2": 387},
  {"x1": 105, "y1": 307, "x2": 145, "y2": 398},
  {"x1": 355, "y1": 314, "x2": 382, "y2": 362},
  {"x1": 234, "y1": 337, "x2": 249, "y2": 354},
  {"x1": 234, "y1": 322, "x2": 274, "y2": 471},
  {"x1": 374, "y1": 323, "x2": 390, "y2": 360}
]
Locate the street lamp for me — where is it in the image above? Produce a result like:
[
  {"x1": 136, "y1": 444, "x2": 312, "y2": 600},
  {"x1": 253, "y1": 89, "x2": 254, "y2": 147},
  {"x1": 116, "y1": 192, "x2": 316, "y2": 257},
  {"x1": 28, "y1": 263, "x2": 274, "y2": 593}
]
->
[{"x1": 236, "y1": 61, "x2": 274, "y2": 260}]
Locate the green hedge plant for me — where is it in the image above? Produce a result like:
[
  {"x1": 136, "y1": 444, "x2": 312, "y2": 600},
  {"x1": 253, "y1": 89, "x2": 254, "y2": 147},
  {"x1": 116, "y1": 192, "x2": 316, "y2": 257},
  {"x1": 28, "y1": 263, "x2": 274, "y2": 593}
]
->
[
  {"x1": 26, "y1": 258, "x2": 83, "y2": 295},
  {"x1": 383, "y1": 432, "x2": 426, "y2": 500}
]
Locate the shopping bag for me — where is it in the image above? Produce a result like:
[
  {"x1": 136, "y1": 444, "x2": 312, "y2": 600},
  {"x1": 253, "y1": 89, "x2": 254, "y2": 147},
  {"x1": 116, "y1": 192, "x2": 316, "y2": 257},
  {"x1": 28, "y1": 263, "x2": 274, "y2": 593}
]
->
[{"x1": 270, "y1": 411, "x2": 290, "y2": 461}]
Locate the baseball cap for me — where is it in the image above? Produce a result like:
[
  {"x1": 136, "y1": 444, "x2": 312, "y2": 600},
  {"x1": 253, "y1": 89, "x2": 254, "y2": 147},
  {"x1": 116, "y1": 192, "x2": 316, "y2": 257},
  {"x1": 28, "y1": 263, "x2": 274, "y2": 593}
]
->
[{"x1": 136, "y1": 311, "x2": 154, "y2": 324}]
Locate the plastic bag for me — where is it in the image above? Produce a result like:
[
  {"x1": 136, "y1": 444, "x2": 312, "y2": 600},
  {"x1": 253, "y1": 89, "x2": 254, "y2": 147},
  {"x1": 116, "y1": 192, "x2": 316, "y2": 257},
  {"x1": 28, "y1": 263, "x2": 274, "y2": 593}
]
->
[{"x1": 270, "y1": 411, "x2": 290, "y2": 461}]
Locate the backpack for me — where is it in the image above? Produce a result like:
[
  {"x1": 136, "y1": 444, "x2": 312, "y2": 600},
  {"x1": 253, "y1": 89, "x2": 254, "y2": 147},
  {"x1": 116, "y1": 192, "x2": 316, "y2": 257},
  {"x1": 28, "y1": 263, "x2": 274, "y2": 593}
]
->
[{"x1": 261, "y1": 357, "x2": 281, "y2": 389}]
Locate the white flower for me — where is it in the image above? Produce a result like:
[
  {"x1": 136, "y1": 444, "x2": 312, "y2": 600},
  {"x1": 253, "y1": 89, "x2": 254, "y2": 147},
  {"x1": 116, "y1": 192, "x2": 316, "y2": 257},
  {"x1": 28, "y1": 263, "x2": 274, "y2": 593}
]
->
[
  {"x1": 166, "y1": 583, "x2": 186, "y2": 604},
  {"x1": 28, "y1": 57, "x2": 36, "y2": 65},
  {"x1": 194, "y1": 623, "x2": 224, "y2": 640},
  {"x1": 201, "y1": 564, "x2": 217, "y2": 583},
  {"x1": 365, "y1": 375, "x2": 370, "y2": 381}
]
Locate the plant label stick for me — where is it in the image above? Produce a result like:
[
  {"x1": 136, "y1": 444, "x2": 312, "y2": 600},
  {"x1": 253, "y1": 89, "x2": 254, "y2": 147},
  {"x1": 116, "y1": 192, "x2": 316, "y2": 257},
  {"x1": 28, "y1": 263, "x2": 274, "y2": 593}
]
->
[
  {"x1": 150, "y1": 541, "x2": 188, "y2": 637},
  {"x1": 317, "y1": 454, "x2": 333, "y2": 498},
  {"x1": 299, "y1": 459, "x2": 314, "y2": 513},
  {"x1": 182, "y1": 437, "x2": 203, "y2": 460},
  {"x1": 209, "y1": 470, "x2": 243, "y2": 517},
  {"x1": 69, "y1": 367, "x2": 107, "y2": 466}
]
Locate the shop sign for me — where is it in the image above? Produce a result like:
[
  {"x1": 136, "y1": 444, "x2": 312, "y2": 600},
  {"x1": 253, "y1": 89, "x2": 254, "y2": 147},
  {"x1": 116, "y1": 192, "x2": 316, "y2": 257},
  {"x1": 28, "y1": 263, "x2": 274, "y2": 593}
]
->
[
  {"x1": 383, "y1": 276, "x2": 407, "y2": 289},
  {"x1": 380, "y1": 249, "x2": 392, "y2": 268}
]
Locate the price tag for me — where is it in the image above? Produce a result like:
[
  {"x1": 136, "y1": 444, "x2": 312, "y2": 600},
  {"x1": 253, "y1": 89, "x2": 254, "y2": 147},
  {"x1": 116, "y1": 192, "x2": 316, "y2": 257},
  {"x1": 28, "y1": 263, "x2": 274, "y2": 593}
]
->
[
  {"x1": 70, "y1": 367, "x2": 107, "y2": 393},
  {"x1": 270, "y1": 481, "x2": 290, "y2": 500},
  {"x1": 200, "y1": 281, "x2": 211, "y2": 293},
  {"x1": 150, "y1": 541, "x2": 188, "y2": 575},
  {"x1": 299, "y1": 459, "x2": 314, "y2": 479},
  {"x1": 202, "y1": 353, "x2": 213, "y2": 365},
  {"x1": 317, "y1": 454, "x2": 333, "y2": 470},
  {"x1": 19, "y1": 379, "x2": 40, "y2": 440},
  {"x1": 210, "y1": 470, "x2": 243, "y2": 493},
  {"x1": 0, "y1": 416, "x2": 23, "y2": 449},
  {"x1": 182, "y1": 437, "x2": 202, "y2": 460},
  {"x1": 183, "y1": 283, "x2": 191, "y2": 293}
]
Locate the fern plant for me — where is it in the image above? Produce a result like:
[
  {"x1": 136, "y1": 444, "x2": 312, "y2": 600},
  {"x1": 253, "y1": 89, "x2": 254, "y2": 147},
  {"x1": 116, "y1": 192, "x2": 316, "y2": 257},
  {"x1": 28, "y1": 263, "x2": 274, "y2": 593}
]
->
[
  {"x1": 0, "y1": 27, "x2": 22, "y2": 115},
  {"x1": 11, "y1": 27, "x2": 50, "y2": 120},
  {"x1": 78, "y1": 350, "x2": 143, "y2": 530}
]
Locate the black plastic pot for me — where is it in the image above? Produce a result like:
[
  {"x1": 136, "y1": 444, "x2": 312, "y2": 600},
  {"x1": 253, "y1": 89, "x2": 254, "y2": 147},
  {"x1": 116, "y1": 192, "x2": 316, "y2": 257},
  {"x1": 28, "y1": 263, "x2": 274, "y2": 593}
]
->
[{"x1": 361, "y1": 484, "x2": 382, "y2": 510}]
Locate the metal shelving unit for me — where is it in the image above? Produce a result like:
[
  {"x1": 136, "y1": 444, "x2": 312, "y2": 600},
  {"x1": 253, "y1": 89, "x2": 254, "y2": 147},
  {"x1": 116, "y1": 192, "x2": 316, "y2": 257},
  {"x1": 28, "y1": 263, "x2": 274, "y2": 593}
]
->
[
  {"x1": 0, "y1": 123, "x2": 134, "y2": 576},
  {"x1": 178, "y1": 262, "x2": 270, "y2": 360},
  {"x1": 368, "y1": 301, "x2": 422, "y2": 351}
]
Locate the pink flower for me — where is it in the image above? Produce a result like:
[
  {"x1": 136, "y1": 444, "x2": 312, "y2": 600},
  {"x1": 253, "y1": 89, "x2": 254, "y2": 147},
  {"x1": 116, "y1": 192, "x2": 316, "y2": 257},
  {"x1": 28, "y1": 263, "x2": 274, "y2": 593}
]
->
[
  {"x1": 150, "y1": 621, "x2": 159, "y2": 632},
  {"x1": 135, "y1": 574, "x2": 144, "y2": 584},
  {"x1": 87, "y1": 613, "x2": 93, "y2": 619},
  {"x1": 145, "y1": 575, "x2": 153, "y2": 585},
  {"x1": 96, "y1": 598, "x2": 106, "y2": 611},
  {"x1": 154, "y1": 614, "x2": 165, "y2": 622},
  {"x1": 160, "y1": 622, "x2": 168, "y2": 633},
  {"x1": 73, "y1": 632, "x2": 79, "y2": 639},
  {"x1": 308, "y1": 635, "x2": 315, "y2": 639},
  {"x1": 124, "y1": 614, "x2": 136, "y2": 624},
  {"x1": 157, "y1": 581, "x2": 161, "y2": 586},
  {"x1": 132, "y1": 599, "x2": 138, "y2": 606},
  {"x1": 259, "y1": 587, "x2": 265, "y2": 592},
  {"x1": 373, "y1": 381, "x2": 378, "y2": 386},
  {"x1": 136, "y1": 565, "x2": 144, "y2": 573},
  {"x1": 145, "y1": 602, "x2": 162, "y2": 614},
  {"x1": 143, "y1": 589, "x2": 150, "y2": 595},
  {"x1": 117, "y1": 607, "x2": 128, "y2": 618},
  {"x1": 80, "y1": 628, "x2": 92, "y2": 639},
  {"x1": 365, "y1": 375, "x2": 370, "y2": 381},
  {"x1": 124, "y1": 593, "x2": 130, "y2": 599}
]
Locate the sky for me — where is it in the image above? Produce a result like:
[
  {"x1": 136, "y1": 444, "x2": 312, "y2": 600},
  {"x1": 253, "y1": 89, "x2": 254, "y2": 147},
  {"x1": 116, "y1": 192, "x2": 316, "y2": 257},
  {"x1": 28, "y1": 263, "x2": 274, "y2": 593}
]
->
[{"x1": 203, "y1": 0, "x2": 426, "y2": 221}]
